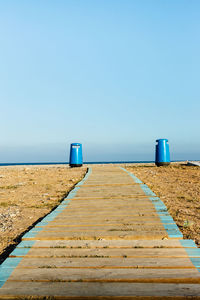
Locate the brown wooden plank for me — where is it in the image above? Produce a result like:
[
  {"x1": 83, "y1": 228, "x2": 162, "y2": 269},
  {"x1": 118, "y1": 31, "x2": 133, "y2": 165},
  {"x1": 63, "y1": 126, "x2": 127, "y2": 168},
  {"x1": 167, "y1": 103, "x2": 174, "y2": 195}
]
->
[
  {"x1": 21, "y1": 240, "x2": 188, "y2": 249},
  {"x1": 64, "y1": 203, "x2": 156, "y2": 210},
  {"x1": 8, "y1": 267, "x2": 200, "y2": 283},
  {"x1": 57, "y1": 209, "x2": 158, "y2": 216},
  {"x1": 52, "y1": 213, "x2": 160, "y2": 221},
  {"x1": 11, "y1": 247, "x2": 190, "y2": 258},
  {"x1": 1, "y1": 281, "x2": 200, "y2": 297},
  {"x1": 38, "y1": 225, "x2": 165, "y2": 232},
  {"x1": 23, "y1": 230, "x2": 168, "y2": 240},
  {"x1": 45, "y1": 216, "x2": 162, "y2": 226},
  {"x1": 16, "y1": 257, "x2": 195, "y2": 268}
]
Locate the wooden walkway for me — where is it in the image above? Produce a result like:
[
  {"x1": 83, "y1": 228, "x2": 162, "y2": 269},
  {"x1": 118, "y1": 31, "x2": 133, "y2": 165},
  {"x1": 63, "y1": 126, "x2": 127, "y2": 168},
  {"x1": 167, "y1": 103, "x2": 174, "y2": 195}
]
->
[{"x1": 0, "y1": 165, "x2": 200, "y2": 299}]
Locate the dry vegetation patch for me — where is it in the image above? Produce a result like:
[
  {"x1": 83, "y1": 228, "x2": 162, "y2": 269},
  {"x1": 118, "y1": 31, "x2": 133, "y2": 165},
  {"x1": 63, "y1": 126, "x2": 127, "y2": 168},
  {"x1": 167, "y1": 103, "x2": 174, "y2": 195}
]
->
[
  {"x1": 0, "y1": 165, "x2": 87, "y2": 259},
  {"x1": 126, "y1": 163, "x2": 200, "y2": 246}
]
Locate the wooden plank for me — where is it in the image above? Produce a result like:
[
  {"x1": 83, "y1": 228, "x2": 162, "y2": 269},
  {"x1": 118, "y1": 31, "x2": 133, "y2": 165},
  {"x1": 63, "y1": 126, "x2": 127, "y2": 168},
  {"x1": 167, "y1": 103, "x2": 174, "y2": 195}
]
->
[
  {"x1": 72, "y1": 195, "x2": 154, "y2": 200},
  {"x1": 41, "y1": 224, "x2": 164, "y2": 229},
  {"x1": 65, "y1": 204, "x2": 155, "y2": 210},
  {"x1": 75, "y1": 186, "x2": 144, "y2": 193},
  {"x1": 7, "y1": 267, "x2": 200, "y2": 283},
  {"x1": 19, "y1": 239, "x2": 188, "y2": 249},
  {"x1": 56, "y1": 209, "x2": 159, "y2": 216},
  {"x1": 45, "y1": 216, "x2": 162, "y2": 225},
  {"x1": 57, "y1": 208, "x2": 158, "y2": 215},
  {"x1": 23, "y1": 230, "x2": 168, "y2": 240},
  {"x1": 66, "y1": 199, "x2": 152, "y2": 204},
  {"x1": 81, "y1": 183, "x2": 138, "y2": 187},
  {"x1": 1, "y1": 281, "x2": 200, "y2": 297},
  {"x1": 52, "y1": 213, "x2": 160, "y2": 220},
  {"x1": 75, "y1": 187, "x2": 146, "y2": 196},
  {"x1": 15, "y1": 257, "x2": 195, "y2": 268},
  {"x1": 10, "y1": 248, "x2": 191, "y2": 258},
  {"x1": 64, "y1": 203, "x2": 156, "y2": 209},
  {"x1": 42, "y1": 221, "x2": 164, "y2": 228},
  {"x1": 75, "y1": 191, "x2": 147, "y2": 198},
  {"x1": 37, "y1": 225, "x2": 165, "y2": 232}
]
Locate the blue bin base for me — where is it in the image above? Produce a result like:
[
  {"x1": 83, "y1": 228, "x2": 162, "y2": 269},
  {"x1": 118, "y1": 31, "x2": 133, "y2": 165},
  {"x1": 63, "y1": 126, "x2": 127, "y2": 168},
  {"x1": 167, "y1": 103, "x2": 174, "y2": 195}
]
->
[
  {"x1": 155, "y1": 162, "x2": 170, "y2": 167},
  {"x1": 70, "y1": 164, "x2": 83, "y2": 168}
]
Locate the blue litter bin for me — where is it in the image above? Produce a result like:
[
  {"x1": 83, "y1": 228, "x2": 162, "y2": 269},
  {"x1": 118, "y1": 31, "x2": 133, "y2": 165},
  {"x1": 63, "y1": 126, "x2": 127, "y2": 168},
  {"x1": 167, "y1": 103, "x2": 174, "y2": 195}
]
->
[
  {"x1": 155, "y1": 139, "x2": 170, "y2": 166},
  {"x1": 69, "y1": 143, "x2": 83, "y2": 167}
]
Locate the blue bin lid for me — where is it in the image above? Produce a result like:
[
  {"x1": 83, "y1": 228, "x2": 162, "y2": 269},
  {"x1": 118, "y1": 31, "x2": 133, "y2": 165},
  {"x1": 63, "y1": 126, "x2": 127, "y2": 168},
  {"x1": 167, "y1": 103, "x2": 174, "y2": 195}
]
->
[{"x1": 156, "y1": 139, "x2": 168, "y2": 142}]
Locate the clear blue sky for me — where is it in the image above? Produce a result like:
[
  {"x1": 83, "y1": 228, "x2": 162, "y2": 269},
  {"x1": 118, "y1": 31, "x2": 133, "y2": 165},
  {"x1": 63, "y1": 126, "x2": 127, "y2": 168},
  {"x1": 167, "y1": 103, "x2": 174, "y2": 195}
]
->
[{"x1": 0, "y1": 0, "x2": 199, "y2": 163}]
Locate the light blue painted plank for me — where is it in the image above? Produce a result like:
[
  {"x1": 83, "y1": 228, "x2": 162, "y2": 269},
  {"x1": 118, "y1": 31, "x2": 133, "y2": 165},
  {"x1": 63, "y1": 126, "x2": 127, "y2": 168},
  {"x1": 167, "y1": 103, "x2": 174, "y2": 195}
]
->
[
  {"x1": 76, "y1": 180, "x2": 86, "y2": 186},
  {"x1": 190, "y1": 258, "x2": 200, "y2": 268},
  {"x1": 157, "y1": 213, "x2": 171, "y2": 216},
  {"x1": 66, "y1": 193, "x2": 76, "y2": 199},
  {"x1": 140, "y1": 185, "x2": 156, "y2": 196},
  {"x1": 120, "y1": 168, "x2": 143, "y2": 183},
  {"x1": 0, "y1": 257, "x2": 22, "y2": 287},
  {"x1": 179, "y1": 240, "x2": 197, "y2": 248},
  {"x1": 35, "y1": 222, "x2": 48, "y2": 227},
  {"x1": 163, "y1": 224, "x2": 180, "y2": 230},
  {"x1": 22, "y1": 228, "x2": 43, "y2": 236},
  {"x1": 157, "y1": 213, "x2": 171, "y2": 217},
  {"x1": 22, "y1": 232, "x2": 38, "y2": 239},
  {"x1": 9, "y1": 248, "x2": 32, "y2": 257},
  {"x1": 165, "y1": 231, "x2": 182, "y2": 236},
  {"x1": 159, "y1": 219, "x2": 174, "y2": 224},
  {"x1": 167, "y1": 232, "x2": 183, "y2": 238},
  {"x1": 61, "y1": 200, "x2": 71, "y2": 204},
  {"x1": 159, "y1": 216, "x2": 174, "y2": 221},
  {"x1": 156, "y1": 208, "x2": 168, "y2": 212},
  {"x1": 164, "y1": 228, "x2": 182, "y2": 233},
  {"x1": 0, "y1": 268, "x2": 14, "y2": 282},
  {"x1": 157, "y1": 211, "x2": 170, "y2": 214},
  {"x1": 154, "y1": 203, "x2": 167, "y2": 208},
  {"x1": 150, "y1": 197, "x2": 160, "y2": 201},
  {"x1": 0, "y1": 282, "x2": 5, "y2": 288},
  {"x1": 130, "y1": 176, "x2": 143, "y2": 184},
  {"x1": 153, "y1": 200, "x2": 165, "y2": 204},
  {"x1": 53, "y1": 207, "x2": 65, "y2": 212},
  {"x1": 143, "y1": 191, "x2": 156, "y2": 196},
  {"x1": 152, "y1": 200, "x2": 164, "y2": 204},
  {"x1": 17, "y1": 241, "x2": 35, "y2": 248},
  {"x1": 158, "y1": 212, "x2": 174, "y2": 221},
  {"x1": 0, "y1": 258, "x2": 22, "y2": 268},
  {"x1": 151, "y1": 200, "x2": 161, "y2": 203},
  {"x1": 42, "y1": 217, "x2": 56, "y2": 221},
  {"x1": 183, "y1": 248, "x2": 200, "y2": 257}
]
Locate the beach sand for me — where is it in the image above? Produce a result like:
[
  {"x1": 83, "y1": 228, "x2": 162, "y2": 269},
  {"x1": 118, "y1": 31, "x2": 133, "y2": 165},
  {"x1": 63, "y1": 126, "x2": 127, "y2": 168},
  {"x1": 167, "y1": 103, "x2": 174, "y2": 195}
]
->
[
  {"x1": 0, "y1": 165, "x2": 87, "y2": 260},
  {"x1": 126, "y1": 162, "x2": 200, "y2": 246}
]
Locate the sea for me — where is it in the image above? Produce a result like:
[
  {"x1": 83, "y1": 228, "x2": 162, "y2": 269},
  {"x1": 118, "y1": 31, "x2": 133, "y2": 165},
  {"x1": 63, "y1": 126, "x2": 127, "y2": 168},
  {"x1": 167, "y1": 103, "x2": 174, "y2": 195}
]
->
[{"x1": 0, "y1": 160, "x2": 186, "y2": 167}]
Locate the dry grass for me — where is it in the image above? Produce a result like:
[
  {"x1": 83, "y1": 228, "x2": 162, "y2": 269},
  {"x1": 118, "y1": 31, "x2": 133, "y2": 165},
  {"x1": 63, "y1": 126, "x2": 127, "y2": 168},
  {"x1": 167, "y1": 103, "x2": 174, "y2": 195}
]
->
[{"x1": 126, "y1": 163, "x2": 200, "y2": 246}]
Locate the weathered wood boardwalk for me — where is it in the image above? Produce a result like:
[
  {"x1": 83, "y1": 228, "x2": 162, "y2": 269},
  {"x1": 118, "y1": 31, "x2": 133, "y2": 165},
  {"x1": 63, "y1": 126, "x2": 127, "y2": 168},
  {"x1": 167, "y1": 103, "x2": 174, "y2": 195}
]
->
[{"x1": 0, "y1": 165, "x2": 200, "y2": 299}]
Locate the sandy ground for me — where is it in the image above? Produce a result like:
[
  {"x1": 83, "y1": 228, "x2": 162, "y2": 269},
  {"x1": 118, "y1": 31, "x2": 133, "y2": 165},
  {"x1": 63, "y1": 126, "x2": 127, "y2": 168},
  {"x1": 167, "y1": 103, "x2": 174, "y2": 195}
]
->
[
  {"x1": 0, "y1": 165, "x2": 87, "y2": 261},
  {"x1": 126, "y1": 163, "x2": 200, "y2": 246}
]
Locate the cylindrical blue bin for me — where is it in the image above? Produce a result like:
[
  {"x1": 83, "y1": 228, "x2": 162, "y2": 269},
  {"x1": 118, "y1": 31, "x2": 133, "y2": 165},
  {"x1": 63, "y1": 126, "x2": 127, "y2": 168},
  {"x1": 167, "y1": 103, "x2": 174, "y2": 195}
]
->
[
  {"x1": 155, "y1": 139, "x2": 170, "y2": 166},
  {"x1": 69, "y1": 143, "x2": 83, "y2": 167}
]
